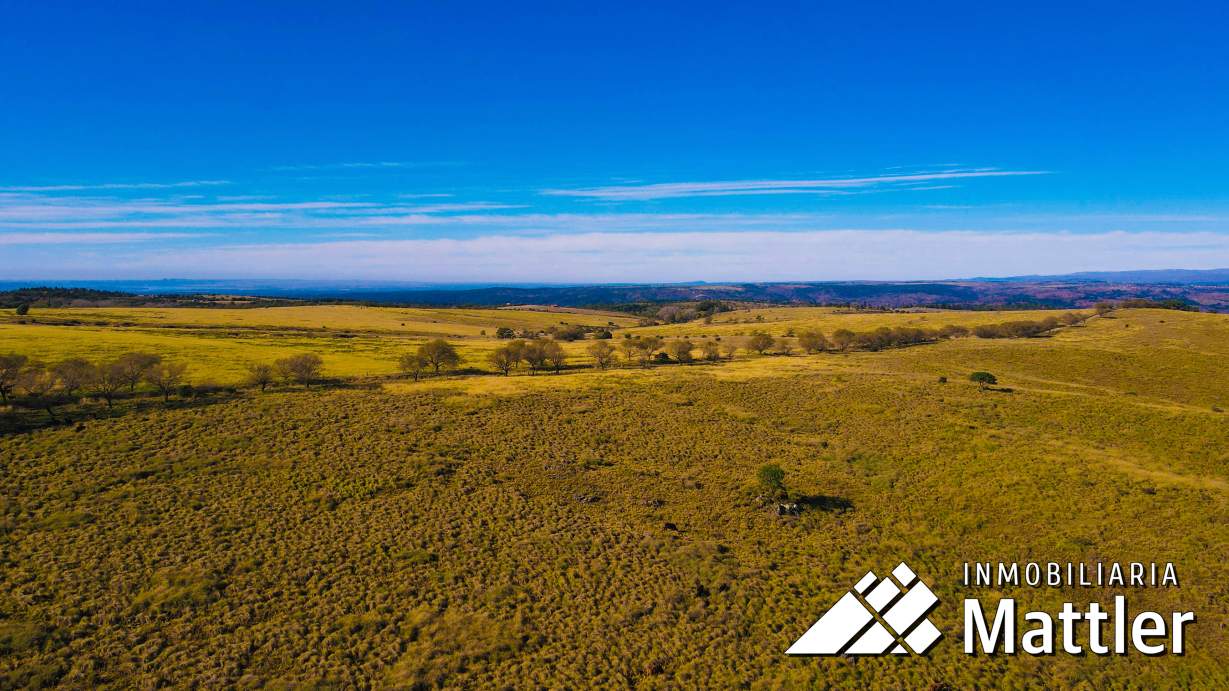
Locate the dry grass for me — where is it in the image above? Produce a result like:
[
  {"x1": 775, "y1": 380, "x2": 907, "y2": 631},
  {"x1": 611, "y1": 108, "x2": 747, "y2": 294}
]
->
[{"x1": 1, "y1": 306, "x2": 1227, "y2": 687}]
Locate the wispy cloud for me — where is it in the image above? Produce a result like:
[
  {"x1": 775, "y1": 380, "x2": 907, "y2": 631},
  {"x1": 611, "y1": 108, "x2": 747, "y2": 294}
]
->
[
  {"x1": 269, "y1": 161, "x2": 463, "y2": 172},
  {"x1": 14, "y1": 230, "x2": 1228, "y2": 282},
  {"x1": 0, "y1": 180, "x2": 231, "y2": 192},
  {"x1": 541, "y1": 169, "x2": 1048, "y2": 200},
  {"x1": 0, "y1": 232, "x2": 203, "y2": 245},
  {"x1": 0, "y1": 194, "x2": 519, "y2": 229}
]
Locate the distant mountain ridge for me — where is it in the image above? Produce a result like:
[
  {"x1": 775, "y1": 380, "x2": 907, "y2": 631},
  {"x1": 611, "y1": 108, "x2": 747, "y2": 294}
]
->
[{"x1": 3, "y1": 268, "x2": 1229, "y2": 311}]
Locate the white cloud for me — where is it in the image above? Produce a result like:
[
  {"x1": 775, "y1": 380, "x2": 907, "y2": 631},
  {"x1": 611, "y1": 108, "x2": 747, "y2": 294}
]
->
[
  {"x1": 541, "y1": 169, "x2": 1049, "y2": 200},
  {"x1": 0, "y1": 180, "x2": 231, "y2": 192},
  {"x1": 0, "y1": 232, "x2": 202, "y2": 245},
  {"x1": 13, "y1": 229, "x2": 1229, "y2": 281}
]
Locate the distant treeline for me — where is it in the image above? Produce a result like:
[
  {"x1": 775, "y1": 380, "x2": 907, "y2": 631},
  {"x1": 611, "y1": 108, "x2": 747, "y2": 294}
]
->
[
  {"x1": 0, "y1": 305, "x2": 1135, "y2": 425},
  {"x1": 0, "y1": 287, "x2": 304, "y2": 310}
]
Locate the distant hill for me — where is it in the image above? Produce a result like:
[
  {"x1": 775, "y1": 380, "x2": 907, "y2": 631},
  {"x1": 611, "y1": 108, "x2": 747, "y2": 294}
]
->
[
  {"x1": 4, "y1": 270, "x2": 1229, "y2": 311},
  {"x1": 985, "y1": 268, "x2": 1229, "y2": 284}
]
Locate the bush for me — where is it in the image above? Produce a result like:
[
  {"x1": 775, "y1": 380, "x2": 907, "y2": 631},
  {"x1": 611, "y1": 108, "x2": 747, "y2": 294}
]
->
[
  {"x1": 756, "y1": 464, "x2": 787, "y2": 499},
  {"x1": 969, "y1": 371, "x2": 997, "y2": 389}
]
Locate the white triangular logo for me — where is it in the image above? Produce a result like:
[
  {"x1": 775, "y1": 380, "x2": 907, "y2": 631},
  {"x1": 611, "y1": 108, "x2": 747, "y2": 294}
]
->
[{"x1": 786, "y1": 562, "x2": 942, "y2": 656}]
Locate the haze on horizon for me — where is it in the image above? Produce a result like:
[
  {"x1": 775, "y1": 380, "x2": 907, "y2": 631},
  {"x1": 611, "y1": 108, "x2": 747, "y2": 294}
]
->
[{"x1": 2, "y1": 3, "x2": 1228, "y2": 282}]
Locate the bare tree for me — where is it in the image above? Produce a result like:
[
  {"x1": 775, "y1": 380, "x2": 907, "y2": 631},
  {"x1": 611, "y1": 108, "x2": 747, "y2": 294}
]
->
[
  {"x1": 91, "y1": 360, "x2": 127, "y2": 408},
  {"x1": 52, "y1": 358, "x2": 95, "y2": 398},
  {"x1": 115, "y1": 352, "x2": 162, "y2": 392},
  {"x1": 487, "y1": 346, "x2": 517, "y2": 375},
  {"x1": 0, "y1": 353, "x2": 28, "y2": 404},
  {"x1": 418, "y1": 339, "x2": 461, "y2": 374},
  {"x1": 275, "y1": 353, "x2": 323, "y2": 387},
  {"x1": 587, "y1": 341, "x2": 616, "y2": 369},
  {"x1": 398, "y1": 352, "x2": 429, "y2": 381},
  {"x1": 246, "y1": 363, "x2": 274, "y2": 391},
  {"x1": 113, "y1": 351, "x2": 160, "y2": 390},
  {"x1": 721, "y1": 341, "x2": 740, "y2": 360},
  {"x1": 145, "y1": 361, "x2": 188, "y2": 402},
  {"x1": 701, "y1": 341, "x2": 721, "y2": 362},
  {"x1": 667, "y1": 339, "x2": 694, "y2": 363},
  {"x1": 543, "y1": 339, "x2": 567, "y2": 373},
  {"x1": 17, "y1": 363, "x2": 60, "y2": 421}
]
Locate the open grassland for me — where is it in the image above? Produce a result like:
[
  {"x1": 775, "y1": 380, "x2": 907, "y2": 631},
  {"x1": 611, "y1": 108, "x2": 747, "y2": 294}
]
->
[
  {"x1": 0, "y1": 305, "x2": 1088, "y2": 386},
  {"x1": 2, "y1": 307, "x2": 1229, "y2": 687},
  {"x1": 3, "y1": 304, "x2": 637, "y2": 335}
]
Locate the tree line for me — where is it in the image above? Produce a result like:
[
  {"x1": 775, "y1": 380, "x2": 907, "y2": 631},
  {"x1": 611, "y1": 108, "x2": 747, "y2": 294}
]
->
[
  {"x1": 0, "y1": 351, "x2": 189, "y2": 420},
  {"x1": 1, "y1": 314, "x2": 1097, "y2": 421}
]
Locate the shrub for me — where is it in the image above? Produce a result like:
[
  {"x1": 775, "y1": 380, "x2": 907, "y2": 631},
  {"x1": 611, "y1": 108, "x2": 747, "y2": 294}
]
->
[
  {"x1": 756, "y1": 464, "x2": 787, "y2": 499},
  {"x1": 667, "y1": 339, "x2": 694, "y2": 364},
  {"x1": 798, "y1": 330, "x2": 828, "y2": 353},
  {"x1": 969, "y1": 371, "x2": 998, "y2": 389},
  {"x1": 747, "y1": 332, "x2": 774, "y2": 354}
]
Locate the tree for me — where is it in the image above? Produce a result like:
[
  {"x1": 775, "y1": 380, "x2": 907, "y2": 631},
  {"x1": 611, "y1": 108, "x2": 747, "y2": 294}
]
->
[
  {"x1": 398, "y1": 352, "x2": 429, "y2": 381},
  {"x1": 624, "y1": 336, "x2": 663, "y2": 367},
  {"x1": 1094, "y1": 301, "x2": 1115, "y2": 316},
  {"x1": 701, "y1": 341, "x2": 721, "y2": 362},
  {"x1": 543, "y1": 340, "x2": 567, "y2": 373},
  {"x1": 52, "y1": 358, "x2": 95, "y2": 398},
  {"x1": 521, "y1": 339, "x2": 549, "y2": 374},
  {"x1": 756, "y1": 464, "x2": 787, "y2": 500},
  {"x1": 748, "y1": 332, "x2": 774, "y2": 355},
  {"x1": 487, "y1": 346, "x2": 517, "y2": 376},
  {"x1": 91, "y1": 360, "x2": 127, "y2": 408},
  {"x1": 15, "y1": 303, "x2": 30, "y2": 316},
  {"x1": 721, "y1": 341, "x2": 740, "y2": 360},
  {"x1": 17, "y1": 363, "x2": 60, "y2": 421},
  {"x1": 495, "y1": 326, "x2": 516, "y2": 339},
  {"x1": 778, "y1": 339, "x2": 795, "y2": 356},
  {"x1": 969, "y1": 371, "x2": 998, "y2": 390},
  {"x1": 418, "y1": 339, "x2": 461, "y2": 374},
  {"x1": 145, "y1": 361, "x2": 188, "y2": 402},
  {"x1": 667, "y1": 339, "x2": 694, "y2": 364},
  {"x1": 504, "y1": 340, "x2": 526, "y2": 370},
  {"x1": 619, "y1": 339, "x2": 641, "y2": 366},
  {"x1": 939, "y1": 324, "x2": 969, "y2": 338},
  {"x1": 0, "y1": 353, "x2": 29, "y2": 404},
  {"x1": 275, "y1": 353, "x2": 323, "y2": 387},
  {"x1": 797, "y1": 330, "x2": 828, "y2": 353},
  {"x1": 831, "y1": 329, "x2": 857, "y2": 350},
  {"x1": 115, "y1": 352, "x2": 162, "y2": 392},
  {"x1": 587, "y1": 341, "x2": 616, "y2": 369},
  {"x1": 246, "y1": 363, "x2": 274, "y2": 391}
]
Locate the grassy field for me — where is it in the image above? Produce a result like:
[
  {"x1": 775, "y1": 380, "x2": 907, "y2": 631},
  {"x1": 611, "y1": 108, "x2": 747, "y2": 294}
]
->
[{"x1": 2, "y1": 306, "x2": 1228, "y2": 687}]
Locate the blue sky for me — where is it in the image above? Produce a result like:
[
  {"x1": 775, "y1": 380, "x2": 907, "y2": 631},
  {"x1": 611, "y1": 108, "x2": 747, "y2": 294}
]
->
[{"x1": 3, "y1": 2, "x2": 1229, "y2": 282}]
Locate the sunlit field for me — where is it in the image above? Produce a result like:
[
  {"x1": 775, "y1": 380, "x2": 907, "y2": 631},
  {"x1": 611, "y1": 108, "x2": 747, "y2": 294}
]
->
[{"x1": 2, "y1": 306, "x2": 1228, "y2": 687}]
